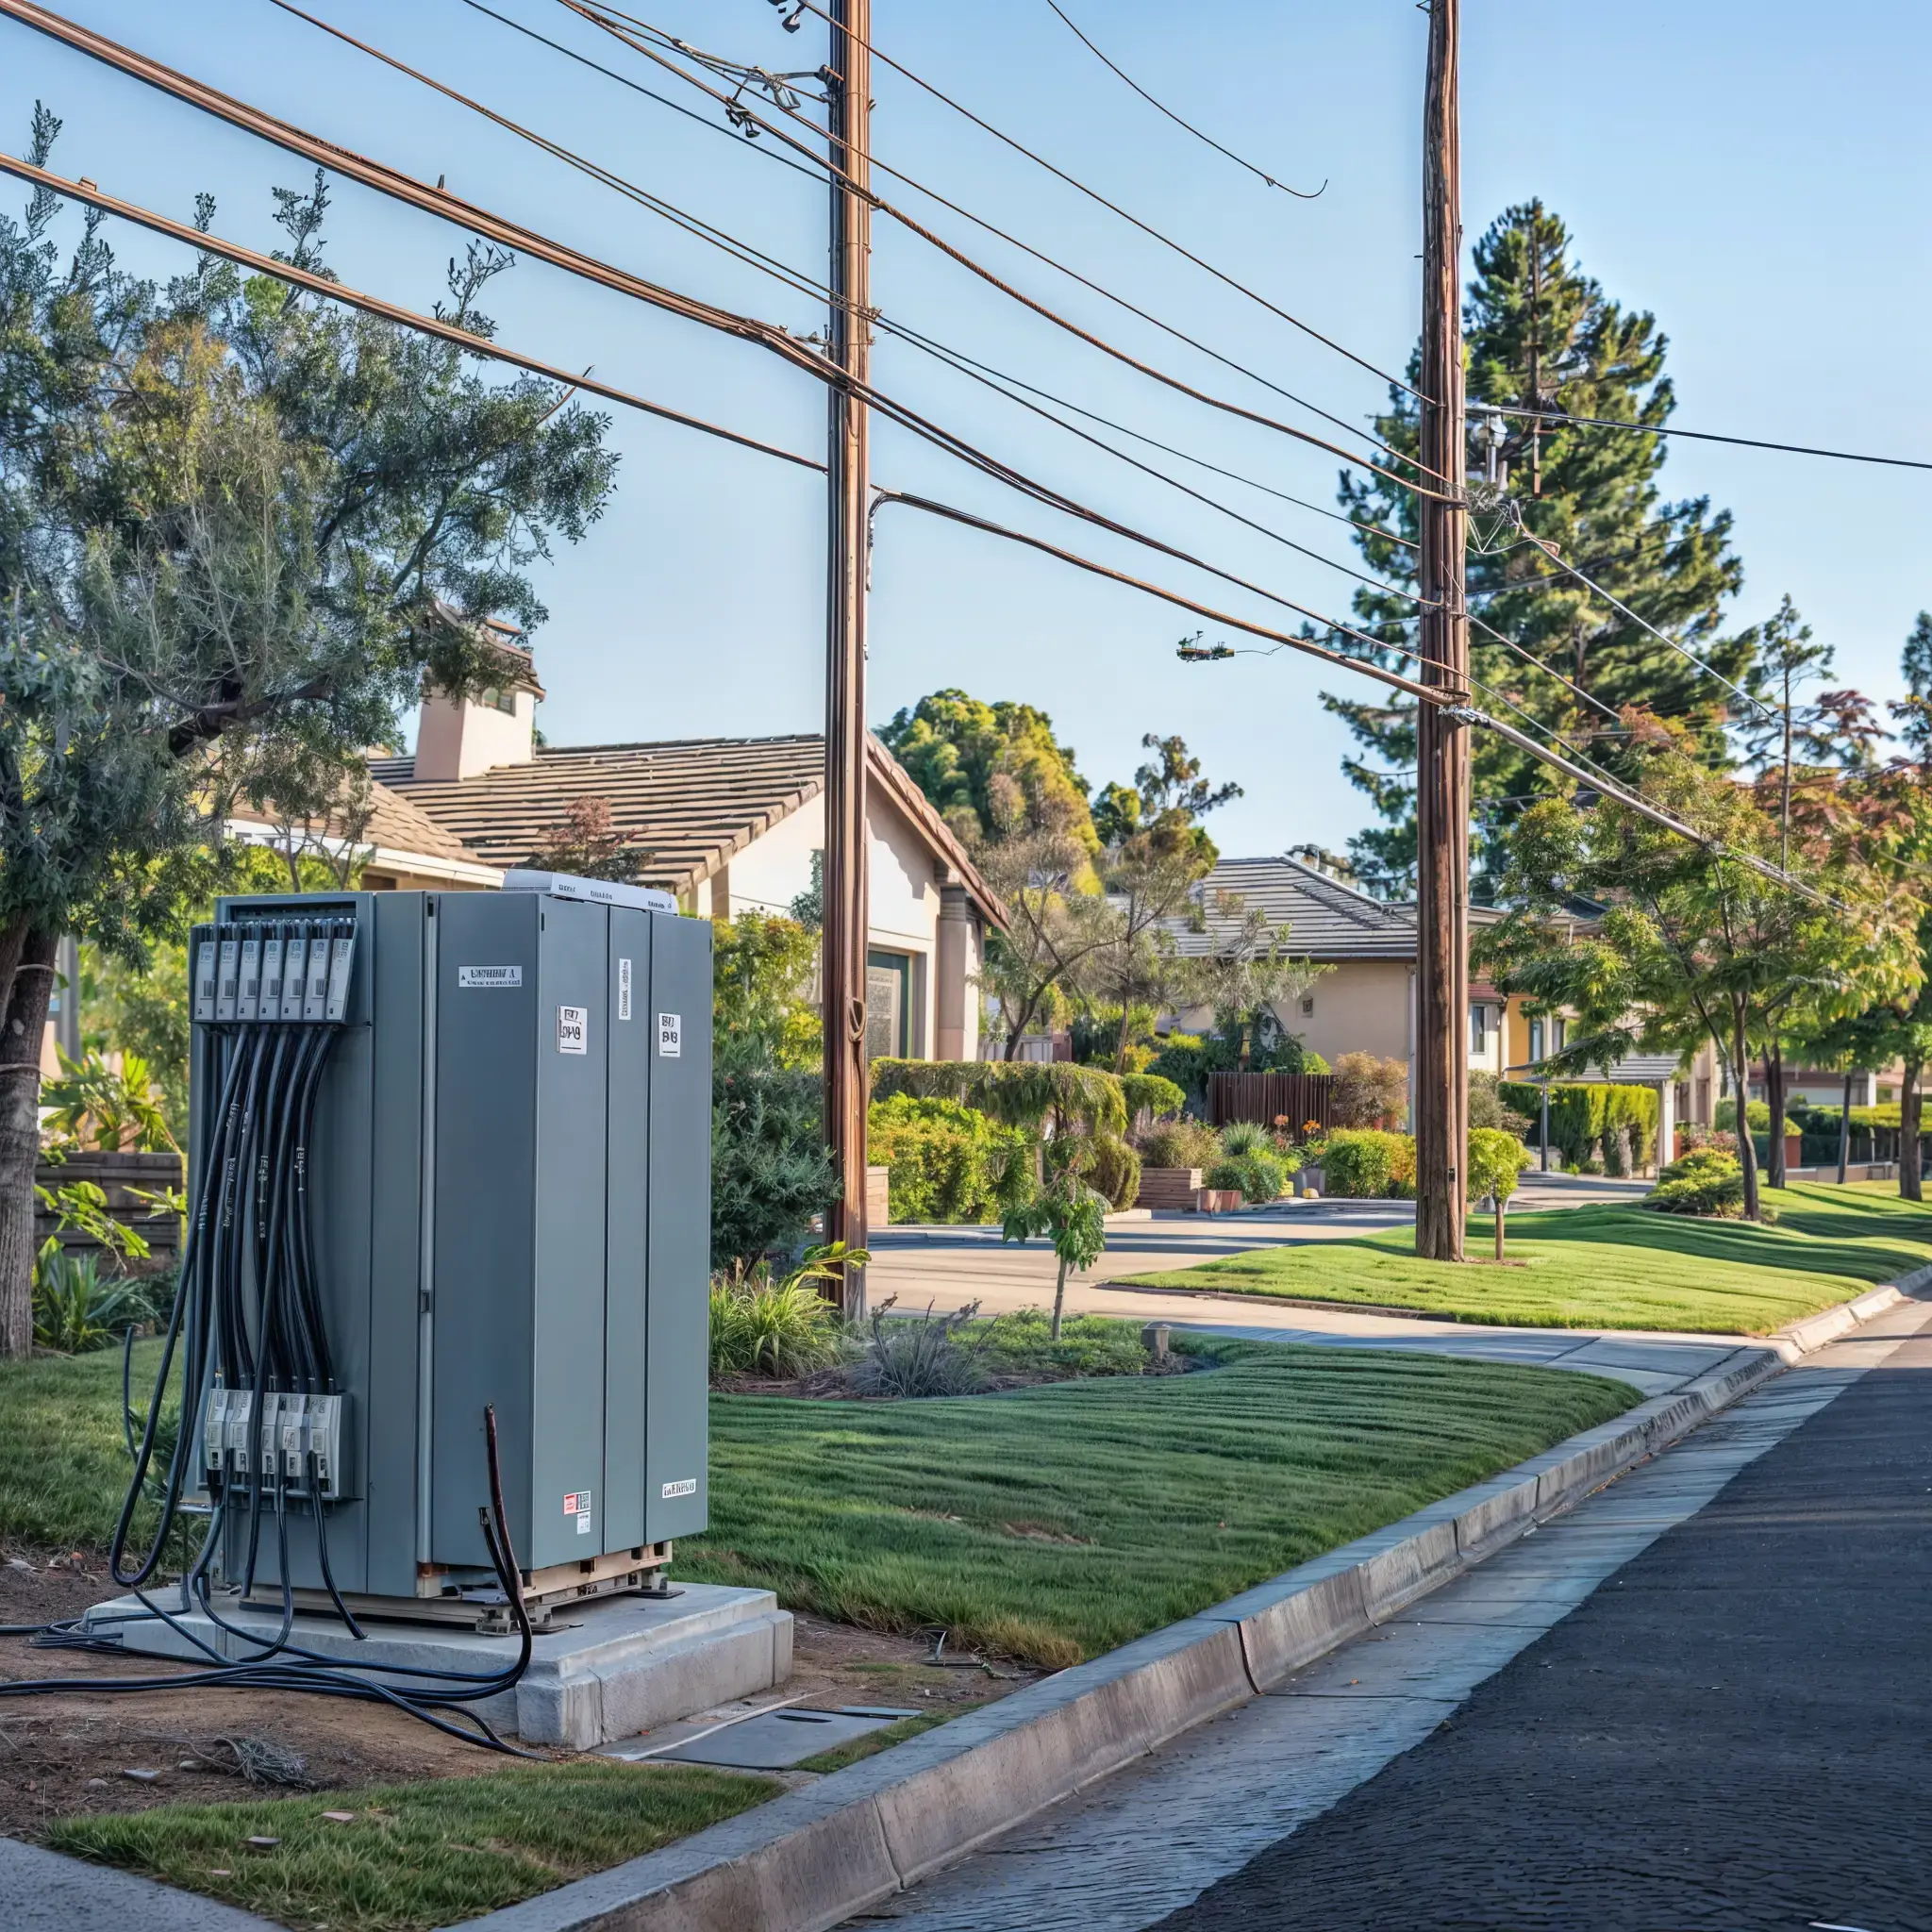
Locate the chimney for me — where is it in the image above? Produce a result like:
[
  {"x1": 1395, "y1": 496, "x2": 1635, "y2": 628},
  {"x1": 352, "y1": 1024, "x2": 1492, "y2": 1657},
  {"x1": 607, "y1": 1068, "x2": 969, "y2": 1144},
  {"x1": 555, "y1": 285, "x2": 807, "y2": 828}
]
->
[{"x1": 413, "y1": 618, "x2": 544, "y2": 782}]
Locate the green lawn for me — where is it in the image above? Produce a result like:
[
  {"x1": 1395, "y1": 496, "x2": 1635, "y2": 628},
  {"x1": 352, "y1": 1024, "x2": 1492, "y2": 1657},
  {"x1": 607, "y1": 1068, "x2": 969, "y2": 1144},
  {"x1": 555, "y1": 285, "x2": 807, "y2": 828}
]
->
[
  {"x1": 682, "y1": 1342, "x2": 1632, "y2": 1667},
  {"x1": 1117, "y1": 1183, "x2": 1932, "y2": 1334},
  {"x1": 43, "y1": 1761, "x2": 775, "y2": 1932}
]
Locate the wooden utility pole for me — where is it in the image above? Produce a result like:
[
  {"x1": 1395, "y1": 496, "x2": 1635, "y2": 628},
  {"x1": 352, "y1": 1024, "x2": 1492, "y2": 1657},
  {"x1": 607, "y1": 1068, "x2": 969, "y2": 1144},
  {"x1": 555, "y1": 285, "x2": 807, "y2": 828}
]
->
[
  {"x1": 1414, "y1": 0, "x2": 1470, "y2": 1262},
  {"x1": 822, "y1": 0, "x2": 873, "y2": 1315}
]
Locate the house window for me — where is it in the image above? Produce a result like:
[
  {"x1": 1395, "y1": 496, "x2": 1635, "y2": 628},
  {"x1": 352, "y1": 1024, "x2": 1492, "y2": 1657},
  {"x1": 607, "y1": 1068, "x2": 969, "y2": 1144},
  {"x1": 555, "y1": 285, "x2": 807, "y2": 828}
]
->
[
  {"x1": 866, "y1": 950, "x2": 910, "y2": 1062},
  {"x1": 1300, "y1": 995, "x2": 1315, "y2": 1017},
  {"x1": 1528, "y1": 1018, "x2": 1544, "y2": 1064},
  {"x1": 476, "y1": 686, "x2": 517, "y2": 716},
  {"x1": 1470, "y1": 1003, "x2": 1489, "y2": 1056}
]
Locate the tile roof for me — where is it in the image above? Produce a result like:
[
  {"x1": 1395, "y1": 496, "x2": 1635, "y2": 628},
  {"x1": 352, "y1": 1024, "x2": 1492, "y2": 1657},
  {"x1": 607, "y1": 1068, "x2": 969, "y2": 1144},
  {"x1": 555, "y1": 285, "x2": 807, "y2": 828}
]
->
[
  {"x1": 227, "y1": 781, "x2": 501, "y2": 883},
  {"x1": 367, "y1": 733, "x2": 1006, "y2": 924}
]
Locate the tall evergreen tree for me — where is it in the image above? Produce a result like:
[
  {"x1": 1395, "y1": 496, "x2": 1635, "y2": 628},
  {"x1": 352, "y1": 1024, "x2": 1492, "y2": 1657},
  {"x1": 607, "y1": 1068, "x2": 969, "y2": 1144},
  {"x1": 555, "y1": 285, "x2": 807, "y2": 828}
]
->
[{"x1": 1324, "y1": 203, "x2": 1753, "y2": 893}]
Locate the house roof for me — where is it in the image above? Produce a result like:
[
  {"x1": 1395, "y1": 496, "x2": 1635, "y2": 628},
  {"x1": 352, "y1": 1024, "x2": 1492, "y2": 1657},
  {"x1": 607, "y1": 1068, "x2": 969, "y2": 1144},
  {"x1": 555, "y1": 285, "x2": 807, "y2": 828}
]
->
[
  {"x1": 227, "y1": 780, "x2": 504, "y2": 887},
  {"x1": 366, "y1": 733, "x2": 1008, "y2": 926},
  {"x1": 1165, "y1": 855, "x2": 1416, "y2": 959}
]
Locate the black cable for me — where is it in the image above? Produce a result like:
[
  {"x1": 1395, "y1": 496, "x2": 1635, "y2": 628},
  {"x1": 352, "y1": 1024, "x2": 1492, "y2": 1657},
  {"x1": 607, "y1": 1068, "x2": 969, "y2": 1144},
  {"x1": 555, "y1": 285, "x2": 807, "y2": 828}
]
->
[
  {"x1": 1041, "y1": 0, "x2": 1325, "y2": 199},
  {"x1": 1490, "y1": 402, "x2": 1932, "y2": 475}
]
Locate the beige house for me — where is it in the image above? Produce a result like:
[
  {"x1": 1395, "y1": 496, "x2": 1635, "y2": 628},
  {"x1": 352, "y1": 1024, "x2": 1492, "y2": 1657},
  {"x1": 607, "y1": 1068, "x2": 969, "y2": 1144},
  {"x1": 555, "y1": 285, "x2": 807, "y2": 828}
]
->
[
  {"x1": 242, "y1": 648, "x2": 1008, "y2": 1064},
  {"x1": 1165, "y1": 854, "x2": 1520, "y2": 1108}
]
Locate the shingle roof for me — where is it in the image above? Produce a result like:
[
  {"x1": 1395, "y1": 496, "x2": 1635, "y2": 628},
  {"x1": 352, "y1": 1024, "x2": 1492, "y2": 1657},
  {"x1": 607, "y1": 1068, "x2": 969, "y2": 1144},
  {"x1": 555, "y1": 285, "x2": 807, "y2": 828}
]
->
[
  {"x1": 367, "y1": 733, "x2": 1006, "y2": 924},
  {"x1": 227, "y1": 780, "x2": 502, "y2": 883},
  {"x1": 1168, "y1": 855, "x2": 1423, "y2": 959}
]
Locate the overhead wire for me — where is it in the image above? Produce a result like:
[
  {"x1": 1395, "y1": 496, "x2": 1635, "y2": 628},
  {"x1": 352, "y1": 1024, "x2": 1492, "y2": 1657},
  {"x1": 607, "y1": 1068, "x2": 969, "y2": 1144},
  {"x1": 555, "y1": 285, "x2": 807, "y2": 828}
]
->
[
  {"x1": 1041, "y1": 0, "x2": 1325, "y2": 199},
  {"x1": 1, "y1": 5, "x2": 1833, "y2": 904},
  {"x1": 544, "y1": 0, "x2": 1448, "y2": 491},
  {"x1": 0, "y1": 152, "x2": 824, "y2": 472},
  {"x1": 267, "y1": 5, "x2": 1436, "y2": 602},
  {"x1": 640, "y1": 0, "x2": 1426, "y2": 401},
  {"x1": 1491, "y1": 402, "x2": 1932, "y2": 475}
]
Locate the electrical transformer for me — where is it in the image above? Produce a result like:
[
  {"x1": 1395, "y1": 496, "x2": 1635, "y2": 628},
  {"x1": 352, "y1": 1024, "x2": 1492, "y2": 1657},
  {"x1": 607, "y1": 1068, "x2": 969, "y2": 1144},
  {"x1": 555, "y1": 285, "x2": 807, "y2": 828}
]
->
[{"x1": 182, "y1": 882, "x2": 711, "y2": 1625}]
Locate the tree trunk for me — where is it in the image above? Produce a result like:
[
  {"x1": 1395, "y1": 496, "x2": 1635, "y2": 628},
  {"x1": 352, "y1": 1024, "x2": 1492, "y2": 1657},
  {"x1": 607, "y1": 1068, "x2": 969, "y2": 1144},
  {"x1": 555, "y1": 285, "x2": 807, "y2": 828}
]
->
[
  {"x1": 1764, "y1": 1041, "x2": 1787, "y2": 1191},
  {"x1": 1728, "y1": 1008, "x2": 1760, "y2": 1223},
  {"x1": 1494, "y1": 1191, "x2": 1506, "y2": 1262},
  {"x1": 1901, "y1": 1056, "x2": 1924, "y2": 1204},
  {"x1": 0, "y1": 925, "x2": 58, "y2": 1357},
  {"x1": 1050, "y1": 1251, "x2": 1070, "y2": 1341}
]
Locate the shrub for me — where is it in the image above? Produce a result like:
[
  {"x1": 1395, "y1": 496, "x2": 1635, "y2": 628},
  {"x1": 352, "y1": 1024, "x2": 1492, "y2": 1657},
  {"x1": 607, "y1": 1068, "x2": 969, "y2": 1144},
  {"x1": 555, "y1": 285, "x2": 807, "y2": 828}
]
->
[
  {"x1": 1206, "y1": 1148, "x2": 1290, "y2": 1203},
  {"x1": 711, "y1": 1051, "x2": 838, "y2": 1273},
  {"x1": 1321, "y1": 1129, "x2": 1416, "y2": 1199},
  {"x1": 1644, "y1": 1146, "x2": 1746, "y2": 1219},
  {"x1": 1145, "y1": 1031, "x2": 1208, "y2": 1105},
  {"x1": 963, "y1": 1309, "x2": 1169, "y2": 1379},
  {"x1": 1138, "y1": 1119, "x2": 1221, "y2": 1170},
  {"x1": 709, "y1": 1253, "x2": 847, "y2": 1378},
  {"x1": 1085, "y1": 1132, "x2": 1141, "y2": 1212},
  {"x1": 1331, "y1": 1053, "x2": 1409, "y2": 1128},
  {"x1": 1121, "y1": 1072, "x2": 1186, "y2": 1124},
  {"x1": 1469, "y1": 1072, "x2": 1529, "y2": 1138},
  {"x1": 867, "y1": 1094, "x2": 1034, "y2": 1224},
  {"x1": 1218, "y1": 1121, "x2": 1270, "y2": 1156},
  {"x1": 848, "y1": 1296, "x2": 989, "y2": 1397},
  {"x1": 32, "y1": 1249, "x2": 162, "y2": 1355}
]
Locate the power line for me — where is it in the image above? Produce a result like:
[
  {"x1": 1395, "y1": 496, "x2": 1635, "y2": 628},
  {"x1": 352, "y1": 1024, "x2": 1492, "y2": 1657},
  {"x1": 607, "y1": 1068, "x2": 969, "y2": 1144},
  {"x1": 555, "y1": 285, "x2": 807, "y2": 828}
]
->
[
  {"x1": 1513, "y1": 525, "x2": 1777, "y2": 724},
  {"x1": 458, "y1": 0, "x2": 827, "y2": 184},
  {"x1": 876, "y1": 490, "x2": 1835, "y2": 907},
  {"x1": 0, "y1": 150, "x2": 824, "y2": 471},
  {"x1": 724, "y1": 0, "x2": 1426, "y2": 402},
  {"x1": 552, "y1": 0, "x2": 1449, "y2": 491},
  {"x1": 1041, "y1": 0, "x2": 1325, "y2": 200},
  {"x1": 1491, "y1": 402, "x2": 1932, "y2": 475},
  {"x1": 287, "y1": 2, "x2": 1435, "y2": 605}
]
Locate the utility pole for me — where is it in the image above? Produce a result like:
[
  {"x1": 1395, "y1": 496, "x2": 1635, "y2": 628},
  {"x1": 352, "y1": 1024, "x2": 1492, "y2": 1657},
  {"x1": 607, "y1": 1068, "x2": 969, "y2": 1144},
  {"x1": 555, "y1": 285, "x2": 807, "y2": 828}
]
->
[
  {"x1": 821, "y1": 0, "x2": 873, "y2": 1316},
  {"x1": 1414, "y1": 0, "x2": 1470, "y2": 1262}
]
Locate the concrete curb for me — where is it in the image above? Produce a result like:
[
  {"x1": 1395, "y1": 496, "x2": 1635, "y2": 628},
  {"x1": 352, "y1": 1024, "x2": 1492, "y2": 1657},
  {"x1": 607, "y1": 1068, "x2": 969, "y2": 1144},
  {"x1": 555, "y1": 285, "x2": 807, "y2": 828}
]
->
[{"x1": 462, "y1": 1274, "x2": 1921, "y2": 1932}]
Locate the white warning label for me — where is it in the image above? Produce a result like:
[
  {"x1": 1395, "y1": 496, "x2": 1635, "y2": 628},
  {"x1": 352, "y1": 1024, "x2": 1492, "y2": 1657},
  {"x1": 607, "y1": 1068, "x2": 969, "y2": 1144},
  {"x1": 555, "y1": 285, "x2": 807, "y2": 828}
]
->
[
  {"x1": 618, "y1": 957, "x2": 632, "y2": 1021},
  {"x1": 658, "y1": 1012, "x2": 681, "y2": 1058},
  {"x1": 558, "y1": 1005, "x2": 589, "y2": 1055},
  {"x1": 458, "y1": 965, "x2": 523, "y2": 989},
  {"x1": 661, "y1": 1477, "x2": 697, "y2": 1499}
]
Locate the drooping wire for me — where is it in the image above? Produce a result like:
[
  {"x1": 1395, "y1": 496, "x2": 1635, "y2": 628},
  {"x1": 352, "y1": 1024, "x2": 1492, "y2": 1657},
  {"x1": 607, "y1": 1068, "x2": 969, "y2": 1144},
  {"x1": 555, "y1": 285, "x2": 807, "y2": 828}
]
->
[
  {"x1": 1041, "y1": 0, "x2": 1326, "y2": 200},
  {"x1": 638, "y1": 0, "x2": 1427, "y2": 401},
  {"x1": 458, "y1": 0, "x2": 1450, "y2": 491}
]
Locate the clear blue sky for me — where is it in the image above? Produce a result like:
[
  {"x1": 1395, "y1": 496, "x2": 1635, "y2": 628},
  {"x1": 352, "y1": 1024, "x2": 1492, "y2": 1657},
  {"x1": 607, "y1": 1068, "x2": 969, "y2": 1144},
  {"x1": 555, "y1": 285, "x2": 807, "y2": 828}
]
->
[{"x1": 4, "y1": 0, "x2": 1926, "y2": 858}]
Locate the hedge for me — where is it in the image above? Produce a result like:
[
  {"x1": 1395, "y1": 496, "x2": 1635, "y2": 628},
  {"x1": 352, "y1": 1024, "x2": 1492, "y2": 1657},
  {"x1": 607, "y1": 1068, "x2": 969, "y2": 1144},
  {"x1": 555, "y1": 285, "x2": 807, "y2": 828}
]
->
[
  {"x1": 867, "y1": 1094, "x2": 1033, "y2": 1224},
  {"x1": 1499, "y1": 1081, "x2": 1659, "y2": 1172},
  {"x1": 871, "y1": 1058, "x2": 1126, "y2": 1136}
]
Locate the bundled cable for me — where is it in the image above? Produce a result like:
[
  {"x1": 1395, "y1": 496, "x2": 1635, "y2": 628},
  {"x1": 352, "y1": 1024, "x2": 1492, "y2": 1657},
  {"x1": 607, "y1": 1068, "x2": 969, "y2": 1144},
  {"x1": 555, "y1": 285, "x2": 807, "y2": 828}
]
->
[{"x1": 5, "y1": 912, "x2": 537, "y2": 1754}]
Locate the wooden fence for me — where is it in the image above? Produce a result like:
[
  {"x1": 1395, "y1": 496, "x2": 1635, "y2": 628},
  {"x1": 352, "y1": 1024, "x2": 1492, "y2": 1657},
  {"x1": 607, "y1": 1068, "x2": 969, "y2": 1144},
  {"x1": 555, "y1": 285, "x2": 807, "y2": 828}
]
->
[
  {"x1": 35, "y1": 1149, "x2": 183, "y2": 1263},
  {"x1": 1207, "y1": 1072, "x2": 1337, "y2": 1136}
]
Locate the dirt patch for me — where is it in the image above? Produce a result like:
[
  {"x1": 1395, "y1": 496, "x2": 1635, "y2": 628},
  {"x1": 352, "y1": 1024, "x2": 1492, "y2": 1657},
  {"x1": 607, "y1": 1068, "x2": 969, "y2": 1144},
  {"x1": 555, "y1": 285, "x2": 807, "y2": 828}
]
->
[
  {"x1": 779, "y1": 1612, "x2": 1043, "y2": 1717},
  {"x1": 0, "y1": 1541, "x2": 557, "y2": 1835},
  {"x1": 0, "y1": 1547, "x2": 1040, "y2": 1834}
]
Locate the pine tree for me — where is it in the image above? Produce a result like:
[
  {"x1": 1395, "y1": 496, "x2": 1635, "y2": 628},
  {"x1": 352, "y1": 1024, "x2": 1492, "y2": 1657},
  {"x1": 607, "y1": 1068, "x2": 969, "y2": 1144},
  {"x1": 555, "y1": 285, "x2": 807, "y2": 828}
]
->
[{"x1": 1324, "y1": 203, "x2": 1752, "y2": 893}]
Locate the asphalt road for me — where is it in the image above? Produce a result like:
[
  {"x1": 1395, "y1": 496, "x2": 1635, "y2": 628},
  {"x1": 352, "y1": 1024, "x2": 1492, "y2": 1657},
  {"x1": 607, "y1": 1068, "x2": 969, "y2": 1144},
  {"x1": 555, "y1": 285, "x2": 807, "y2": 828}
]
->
[{"x1": 1158, "y1": 1307, "x2": 1932, "y2": 1932}]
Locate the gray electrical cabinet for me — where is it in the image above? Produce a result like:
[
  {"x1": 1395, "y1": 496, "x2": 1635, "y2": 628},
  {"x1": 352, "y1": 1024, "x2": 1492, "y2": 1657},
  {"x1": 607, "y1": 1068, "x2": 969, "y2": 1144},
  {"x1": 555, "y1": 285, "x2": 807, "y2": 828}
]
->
[{"x1": 190, "y1": 887, "x2": 711, "y2": 1612}]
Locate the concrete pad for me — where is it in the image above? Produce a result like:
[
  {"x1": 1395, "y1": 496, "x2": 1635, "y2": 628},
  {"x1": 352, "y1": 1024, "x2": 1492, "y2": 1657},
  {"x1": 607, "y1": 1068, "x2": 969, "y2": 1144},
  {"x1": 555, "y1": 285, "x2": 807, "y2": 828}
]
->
[{"x1": 79, "y1": 1581, "x2": 791, "y2": 1749}]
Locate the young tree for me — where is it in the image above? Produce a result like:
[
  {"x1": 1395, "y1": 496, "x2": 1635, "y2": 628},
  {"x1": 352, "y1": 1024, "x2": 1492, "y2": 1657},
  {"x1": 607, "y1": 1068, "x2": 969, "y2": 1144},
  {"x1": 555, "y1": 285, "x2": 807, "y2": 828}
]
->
[
  {"x1": 1000, "y1": 1140, "x2": 1108, "y2": 1341},
  {"x1": 1479, "y1": 712, "x2": 1920, "y2": 1222},
  {"x1": 1324, "y1": 202, "x2": 1752, "y2": 891},
  {"x1": 0, "y1": 130, "x2": 618, "y2": 1354},
  {"x1": 525, "y1": 796, "x2": 651, "y2": 884}
]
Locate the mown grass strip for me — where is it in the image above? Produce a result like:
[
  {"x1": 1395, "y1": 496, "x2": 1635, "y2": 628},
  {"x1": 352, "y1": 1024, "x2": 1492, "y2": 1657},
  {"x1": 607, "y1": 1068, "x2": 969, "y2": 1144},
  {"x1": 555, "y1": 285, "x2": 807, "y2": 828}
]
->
[
  {"x1": 42, "y1": 1760, "x2": 776, "y2": 1932},
  {"x1": 682, "y1": 1342, "x2": 1633, "y2": 1667},
  {"x1": 1116, "y1": 1186, "x2": 1932, "y2": 1334}
]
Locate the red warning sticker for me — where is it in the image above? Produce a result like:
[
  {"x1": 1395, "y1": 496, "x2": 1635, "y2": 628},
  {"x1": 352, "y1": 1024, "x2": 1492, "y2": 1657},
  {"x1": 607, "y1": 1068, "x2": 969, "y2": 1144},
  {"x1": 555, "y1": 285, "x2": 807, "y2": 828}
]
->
[{"x1": 563, "y1": 1491, "x2": 590, "y2": 1516}]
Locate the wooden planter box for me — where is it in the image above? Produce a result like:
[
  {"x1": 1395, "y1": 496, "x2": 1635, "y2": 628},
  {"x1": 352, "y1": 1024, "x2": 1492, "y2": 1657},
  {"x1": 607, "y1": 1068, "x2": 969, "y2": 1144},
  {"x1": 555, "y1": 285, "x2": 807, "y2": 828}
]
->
[
  {"x1": 1198, "y1": 1189, "x2": 1243, "y2": 1215},
  {"x1": 1134, "y1": 1166, "x2": 1204, "y2": 1211},
  {"x1": 865, "y1": 1164, "x2": 891, "y2": 1228}
]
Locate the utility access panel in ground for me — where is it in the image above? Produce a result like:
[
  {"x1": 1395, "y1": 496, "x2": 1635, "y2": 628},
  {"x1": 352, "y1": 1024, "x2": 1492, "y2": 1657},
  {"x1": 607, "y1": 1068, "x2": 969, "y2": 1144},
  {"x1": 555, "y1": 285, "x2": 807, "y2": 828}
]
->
[{"x1": 188, "y1": 885, "x2": 711, "y2": 1619}]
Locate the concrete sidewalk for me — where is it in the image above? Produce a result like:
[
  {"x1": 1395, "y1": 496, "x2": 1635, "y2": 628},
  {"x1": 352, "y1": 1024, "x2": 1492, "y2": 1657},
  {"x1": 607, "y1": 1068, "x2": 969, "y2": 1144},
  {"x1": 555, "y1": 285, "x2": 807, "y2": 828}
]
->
[{"x1": 872, "y1": 1187, "x2": 1792, "y2": 1400}]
